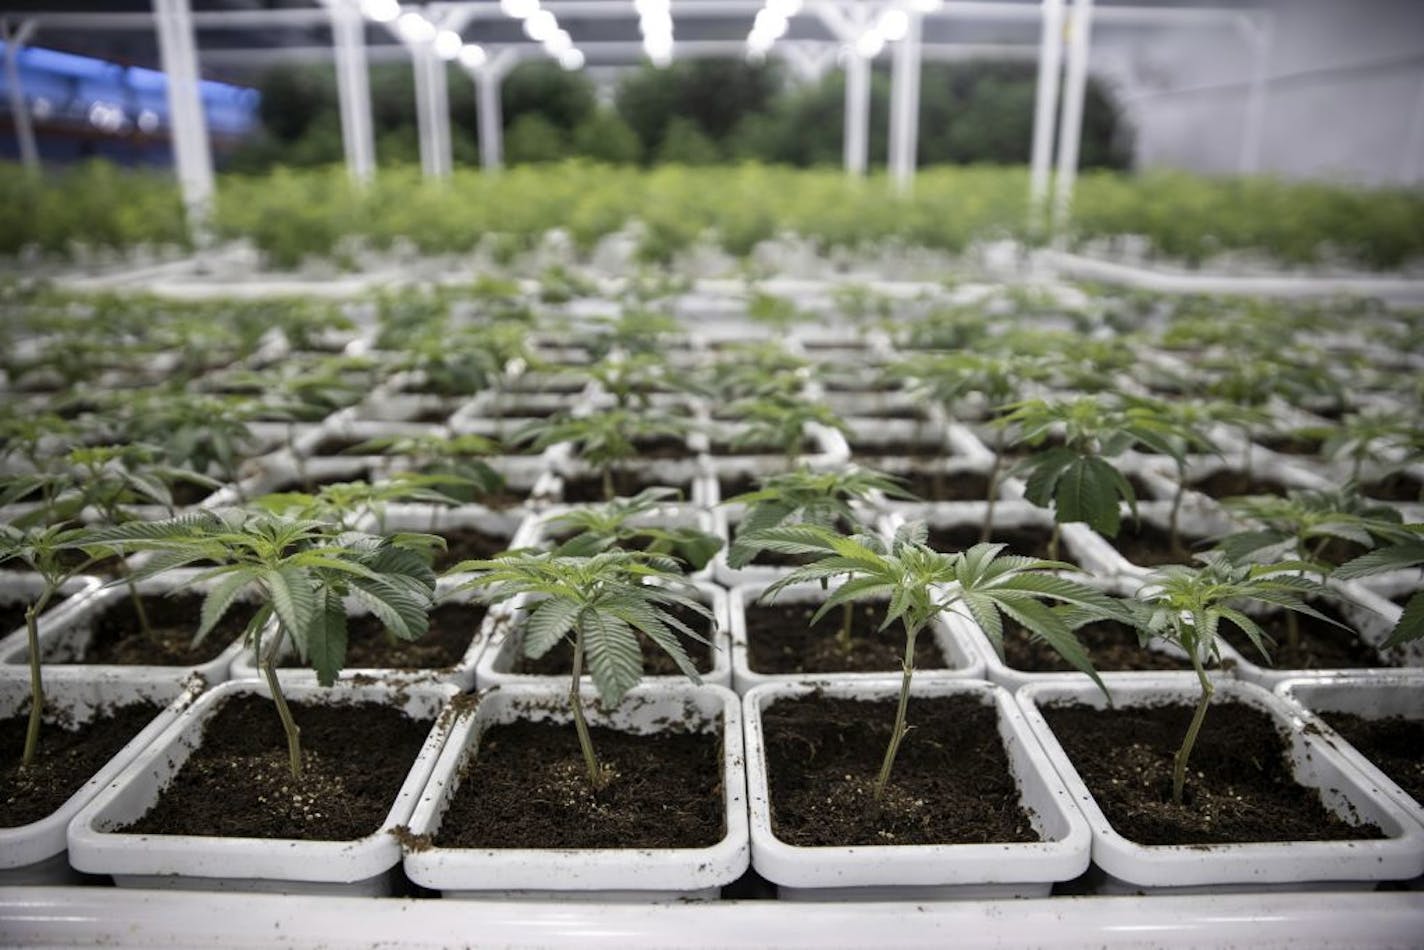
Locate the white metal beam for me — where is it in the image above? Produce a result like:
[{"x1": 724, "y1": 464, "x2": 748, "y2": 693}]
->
[
  {"x1": 328, "y1": 1, "x2": 376, "y2": 184},
  {"x1": 1027, "y1": 0, "x2": 1064, "y2": 235},
  {"x1": 1, "y1": 18, "x2": 40, "y2": 175},
  {"x1": 888, "y1": 10, "x2": 923, "y2": 193},
  {"x1": 471, "y1": 48, "x2": 520, "y2": 171},
  {"x1": 412, "y1": 43, "x2": 452, "y2": 179},
  {"x1": 152, "y1": 0, "x2": 215, "y2": 238},
  {"x1": 1050, "y1": 0, "x2": 1093, "y2": 240}
]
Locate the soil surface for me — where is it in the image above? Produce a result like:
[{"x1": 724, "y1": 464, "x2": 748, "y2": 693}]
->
[
  {"x1": 708, "y1": 439, "x2": 809, "y2": 457},
  {"x1": 169, "y1": 480, "x2": 219, "y2": 507},
  {"x1": 850, "y1": 438, "x2": 949, "y2": 460},
  {"x1": 1108, "y1": 520, "x2": 1212, "y2": 568},
  {"x1": 846, "y1": 406, "x2": 927, "y2": 422},
  {"x1": 1219, "y1": 600, "x2": 1392, "y2": 669},
  {"x1": 1002, "y1": 619, "x2": 1189, "y2": 673},
  {"x1": 1040, "y1": 700, "x2": 1384, "y2": 845},
  {"x1": 763, "y1": 694, "x2": 1037, "y2": 847},
  {"x1": 1320, "y1": 711, "x2": 1424, "y2": 805},
  {"x1": 434, "y1": 527, "x2": 514, "y2": 572},
  {"x1": 745, "y1": 601, "x2": 946, "y2": 674},
  {"x1": 280, "y1": 603, "x2": 486, "y2": 670},
  {"x1": 1, "y1": 701, "x2": 162, "y2": 827},
  {"x1": 0, "y1": 602, "x2": 29, "y2": 635},
  {"x1": 1256, "y1": 434, "x2": 1325, "y2": 457},
  {"x1": 1362, "y1": 472, "x2": 1423, "y2": 503},
  {"x1": 514, "y1": 602, "x2": 717, "y2": 676},
  {"x1": 927, "y1": 523, "x2": 1066, "y2": 564},
  {"x1": 894, "y1": 471, "x2": 991, "y2": 503},
  {"x1": 630, "y1": 436, "x2": 696, "y2": 461},
  {"x1": 717, "y1": 474, "x2": 763, "y2": 501},
  {"x1": 431, "y1": 720, "x2": 723, "y2": 849},
  {"x1": 559, "y1": 472, "x2": 693, "y2": 504},
  {"x1": 70, "y1": 593, "x2": 257, "y2": 666},
  {"x1": 123, "y1": 694, "x2": 431, "y2": 840},
  {"x1": 1187, "y1": 470, "x2": 1289, "y2": 499}
]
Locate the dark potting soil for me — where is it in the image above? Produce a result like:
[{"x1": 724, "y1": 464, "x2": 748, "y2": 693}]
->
[
  {"x1": 849, "y1": 406, "x2": 927, "y2": 422},
  {"x1": 1108, "y1": 520, "x2": 1212, "y2": 568},
  {"x1": 718, "y1": 474, "x2": 761, "y2": 501},
  {"x1": 0, "y1": 602, "x2": 29, "y2": 635},
  {"x1": 763, "y1": 694, "x2": 1037, "y2": 847},
  {"x1": 410, "y1": 406, "x2": 454, "y2": 424},
  {"x1": 1363, "y1": 472, "x2": 1424, "y2": 503},
  {"x1": 434, "y1": 528, "x2": 513, "y2": 572},
  {"x1": 70, "y1": 593, "x2": 258, "y2": 666},
  {"x1": 270, "y1": 471, "x2": 376, "y2": 495},
  {"x1": 280, "y1": 603, "x2": 486, "y2": 670},
  {"x1": 708, "y1": 439, "x2": 809, "y2": 457},
  {"x1": 849, "y1": 438, "x2": 949, "y2": 460},
  {"x1": 123, "y1": 694, "x2": 430, "y2": 840},
  {"x1": 895, "y1": 470, "x2": 990, "y2": 503},
  {"x1": 1320, "y1": 710, "x2": 1424, "y2": 806},
  {"x1": 1, "y1": 701, "x2": 162, "y2": 827},
  {"x1": 514, "y1": 603, "x2": 716, "y2": 676},
  {"x1": 1187, "y1": 470, "x2": 1289, "y2": 499},
  {"x1": 927, "y1": 524, "x2": 1064, "y2": 563},
  {"x1": 1001, "y1": 619, "x2": 1189, "y2": 673},
  {"x1": 559, "y1": 472, "x2": 692, "y2": 504},
  {"x1": 744, "y1": 601, "x2": 945, "y2": 674},
  {"x1": 431, "y1": 720, "x2": 723, "y2": 849},
  {"x1": 308, "y1": 435, "x2": 370, "y2": 457},
  {"x1": 1219, "y1": 600, "x2": 1390, "y2": 670},
  {"x1": 1039, "y1": 701, "x2": 1384, "y2": 846},
  {"x1": 169, "y1": 480, "x2": 219, "y2": 507},
  {"x1": 1256, "y1": 434, "x2": 1325, "y2": 457},
  {"x1": 630, "y1": 436, "x2": 696, "y2": 461}
]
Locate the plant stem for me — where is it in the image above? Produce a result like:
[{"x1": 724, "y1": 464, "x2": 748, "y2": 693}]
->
[
  {"x1": 121, "y1": 567, "x2": 154, "y2": 639},
  {"x1": 1169, "y1": 479, "x2": 1185, "y2": 556},
  {"x1": 1172, "y1": 656, "x2": 1215, "y2": 806},
  {"x1": 873, "y1": 623, "x2": 918, "y2": 801},
  {"x1": 836, "y1": 601, "x2": 854, "y2": 654},
  {"x1": 1049, "y1": 522, "x2": 1062, "y2": 563},
  {"x1": 261, "y1": 627, "x2": 303, "y2": 781},
  {"x1": 601, "y1": 464, "x2": 614, "y2": 502},
  {"x1": 568, "y1": 621, "x2": 606, "y2": 790},
  {"x1": 20, "y1": 596, "x2": 50, "y2": 768}
]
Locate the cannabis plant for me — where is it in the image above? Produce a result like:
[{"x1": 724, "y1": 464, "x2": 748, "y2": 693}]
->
[
  {"x1": 83, "y1": 509, "x2": 440, "y2": 779},
  {"x1": 514, "y1": 408, "x2": 691, "y2": 501},
  {"x1": 543, "y1": 487, "x2": 723, "y2": 571},
  {"x1": 722, "y1": 395, "x2": 847, "y2": 462},
  {"x1": 1126, "y1": 555, "x2": 1341, "y2": 805},
  {"x1": 451, "y1": 549, "x2": 711, "y2": 790},
  {"x1": 755, "y1": 522, "x2": 1122, "y2": 799},
  {"x1": 1323, "y1": 410, "x2": 1422, "y2": 486},
  {"x1": 1332, "y1": 525, "x2": 1424, "y2": 648},
  {"x1": 346, "y1": 432, "x2": 506, "y2": 506}
]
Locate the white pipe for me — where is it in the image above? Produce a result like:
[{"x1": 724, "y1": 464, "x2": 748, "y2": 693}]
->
[
  {"x1": 888, "y1": 11, "x2": 923, "y2": 193},
  {"x1": 1027, "y1": 0, "x2": 1064, "y2": 234},
  {"x1": 330, "y1": 2, "x2": 376, "y2": 184},
  {"x1": 152, "y1": 0, "x2": 215, "y2": 238},
  {"x1": 843, "y1": 51, "x2": 870, "y2": 177},
  {"x1": 412, "y1": 45, "x2": 452, "y2": 179},
  {"x1": 1, "y1": 19, "x2": 40, "y2": 174},
  {"x1": 476, "y1": 72, "x2": 503, "y2": 171},
  {"x1": 1050, "y1": 0, "x2": 1093, "y2": 240}
]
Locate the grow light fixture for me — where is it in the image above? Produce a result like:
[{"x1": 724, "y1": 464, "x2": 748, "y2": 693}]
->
[
  {"x1": 636, "y1": 0, "x2": 675, "y2": 68},
  {"x1": 395, "y1": 11, "x2": 437, "y2": 44},
  {"x1": 458, "y1": 44, "x2": 488, "y2": 69},
  {"x1": 746, "y1": 0, "x2": 801, "y2": 59},
  {"x1": 359, "y1": 0, "x2": 401, "y2": 24},
  {"x1": 497, "y1": 0, "x2": 587, "y2": 69},
  {"x1": 851, "y1": 5, "x2": 912, "y2": 59},
  {"x1": 432, "y1": 29, "x2": 463, "y2": 61}
]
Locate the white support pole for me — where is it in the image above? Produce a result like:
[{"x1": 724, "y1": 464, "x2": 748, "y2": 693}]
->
[
  {"x1": 844, "y1": 50, "x2": 870, "y2": 176},
  {"x1": 152, "y1": 0, "x2": 215, "y2": 235},
  {"x1": 330, "y1": 1, "x2": 376, "y2": 184},
  {"x1": 1027, "y1": 0, "x2": 1064, "y2": 233},
  {"x1": 471, "y1": 48, "x2": 517, "y2": 172},
  {"x1": 888, "y1": 10, "x2": 923, "y2": 193},
  {"x1": 2, "y1": 19, "x2": 40, "y2": 174},
  {"x1": 1237, "y1": 13, "x2": 1272, "y2": 175},
  {"x1": 1049, "y1": 0, "x2": 1093, "y2": 239},
  {"x1": 1404, "y1": 72, "x2": 1424, "y2": 184},
  {"x1": 411, "y1": 44, "x2": 453, "y2": 179}
]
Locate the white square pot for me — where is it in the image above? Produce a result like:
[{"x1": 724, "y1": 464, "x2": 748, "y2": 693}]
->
[
  {"x1": 743, "y1": 678, "x2": 1091, "y2": 900},
  {"x1": 1016, "y1": 674, "x2": 1424, "y2": 892},
  {"x1": 1276, "y1": 673, "x2": 1424, "y2": 829},
  {"x1": 0, "y1": 570, "x2": 250, "y2": 688},
  {"x1": 475, "y1": 581, "x2": 732, "y2": 691},
  {"x1": 728, "y1": 581, "x2": 984, "y2": 695},
  {"x1": 0, "y1": 672, "x2": 201, "y2": 884},
  {"x1": 67, "y1": 679, "x2": 460, "y2": 895},
  {"x1": 401, "y1": 682, "x2": 750, "y2": 900},
  {"x1": 0, "y1": 573, "x2": 102, "y2": 647}
]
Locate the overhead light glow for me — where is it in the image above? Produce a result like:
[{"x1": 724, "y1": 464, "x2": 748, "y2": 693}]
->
[
  {"x1": 745, "y1": 0, "x2": 799, "y2": 56},
  {"x1": 396, "y1": 11, "x2": 436, "y2": 43},
  {"x1": 854, "y1": 30, "x2": 886, "y2": 58},
  {"x1": 523, "y1": 9, "x2": 557, "y2": 41},
  {"x1": 500, "y1": 0, "x2": 540, "y2": 19},
  {"x1": 433, "y1": 29, "x2": 463, "y2": 60},
  {"x1": 458, "y1": 44, "x2": 488, "y2": 69},
  {"x1": 359, "y1": 0, "x2": 401, "y2": 24},
  {"x1": 767, "y1": 0, "x2": 802, "y2": 17},
  {"x1": 878, "y1": 9, "x2": 909, "y2": 42},
  {"x1": 544, "y1": 29, "x2": 573, "y2": 54},
  {"x1": 558, "y1": 48, "x2": 585, "y2": 71}
]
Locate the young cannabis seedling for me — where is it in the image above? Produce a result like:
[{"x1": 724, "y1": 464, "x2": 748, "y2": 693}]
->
[
  {"x1": 544, "y1": 487, "x2": 723, "y2": 572},
  {"x1": 1332, "y1": 524, "x2": 1424, "y2": 648},
  {"x1": 722, "y1": 395, "x2": 848, "y2": 464},
  {"x1": 1323, "y1": 410, "x2": 1422, "y2": 487},
  {"x1": 450, "y1": 549, "x2": 711, "y2": 790},
  {"x1": 755, "y1": 522, "x2": 1121, "y2": 799},
  {"x1": 83, "y1": 509, "x2": 439, "y2": 779},
  {"x1": 345, "y1": 432, "x2": 506, "y2": 507},
  {"x1": 515, "y1": 407, "x2": 692, "y2": 501},
  {"x1": 1126, "y1": 555, "x2": 1343, "y2": 805}
]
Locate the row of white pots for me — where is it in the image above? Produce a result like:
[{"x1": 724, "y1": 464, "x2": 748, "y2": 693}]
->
[{"x1": 17, "y1": 672, "x2": 1421, "y2": 899}]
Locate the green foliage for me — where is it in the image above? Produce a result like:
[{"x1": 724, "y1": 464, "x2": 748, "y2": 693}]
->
[
  {"x1": 1332, "y1": 526, "x2": 1424, "y2": 648},
  {"x1": 1216, "y1": 487, "x2": 1410, "y2": 572},
  {"x1": 656, "y1": 117, "x2": 722, "y2": 166},
  {"x1": 756, "y1": 522, "x2": 1121, "y2": 796},
  {"x1": 544, "y1": 487, "x2": 723, "y2": 571},
  {"x1": 572, "y1": 109, "x2": 643, "y2": 165},
  {"x1": 723, "y1": 395, "x2": 847, "y2": 459},
  {"x1": 506, "y1": 114, "x2": 570, "y2": 165}
]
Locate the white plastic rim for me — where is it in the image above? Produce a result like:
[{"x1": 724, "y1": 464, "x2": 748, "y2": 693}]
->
[
  {"x1": 1016, "y1": 674, "x2": 1424, "y2": 888},
  {"x1": 0, "y1": 573, "x2": 102, "y2": 648},
  {"x1": 1276, "y1": 672, "x2": 1424, "y2": 828},
  {"x1": 67, "y1": 679, "x2": 461, "y2": 887},
  {"x1": 0, "y1": 673, "x2": 201, "y2": 874},
  {"x1": 474, "y1": 580, "x2": 732, "y2": 691},
  {"x1": 742, "y1": 678, "x2": 1092, "y2": 890},
  {"x1": 727, "y1": 581, "x2": 984, "y2": 695},
  {"x1": 402, "y1": 682, "x2": 750, "y2": 895}
]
